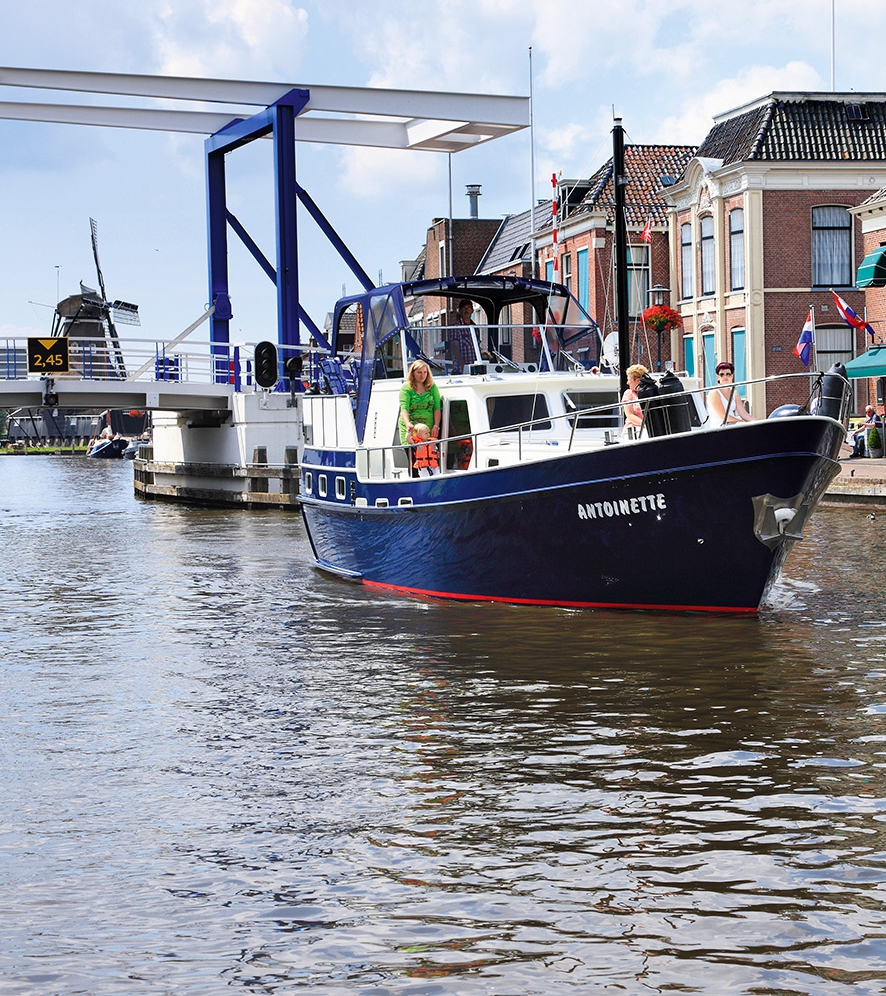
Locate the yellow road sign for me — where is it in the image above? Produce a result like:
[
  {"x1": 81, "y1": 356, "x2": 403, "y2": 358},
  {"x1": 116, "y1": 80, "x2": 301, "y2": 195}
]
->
[{"x1": 27, "y1": 338, "x2": 70, "y2": 374}]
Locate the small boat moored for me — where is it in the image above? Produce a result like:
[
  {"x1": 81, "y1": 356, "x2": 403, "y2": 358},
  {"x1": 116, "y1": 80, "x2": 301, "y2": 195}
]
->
[{"x1": 87, "y1": 433, "x2": 130, "y2": 458}]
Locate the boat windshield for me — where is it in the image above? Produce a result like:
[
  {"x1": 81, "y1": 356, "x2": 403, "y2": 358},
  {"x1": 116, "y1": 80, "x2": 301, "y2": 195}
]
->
[{"x1": 545, "y1": 288, "x2": 597, "y2": 345}]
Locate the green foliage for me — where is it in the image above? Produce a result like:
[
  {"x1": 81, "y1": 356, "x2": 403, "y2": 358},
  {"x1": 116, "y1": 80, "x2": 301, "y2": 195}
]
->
[{"x1": 868, "y1": 425, "x2": 882, "y2": 451}]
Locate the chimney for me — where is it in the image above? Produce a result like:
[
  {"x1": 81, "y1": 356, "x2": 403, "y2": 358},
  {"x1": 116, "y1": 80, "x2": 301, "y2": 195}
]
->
[{"x1": 466, "y1": 184, "x2": 482, "y2": 219}]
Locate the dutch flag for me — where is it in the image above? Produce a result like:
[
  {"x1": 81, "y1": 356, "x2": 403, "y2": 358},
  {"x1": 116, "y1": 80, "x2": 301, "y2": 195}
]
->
[
  {"x1": 832, "y1": 290, "x2": 876, "y2": 339},
  {"x1": 794, "y1": 311, "x2": 814, "y2": 367}
]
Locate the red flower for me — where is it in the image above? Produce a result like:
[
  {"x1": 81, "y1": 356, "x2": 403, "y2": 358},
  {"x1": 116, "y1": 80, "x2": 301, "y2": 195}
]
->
[{"x1": 642, "y1": 304, "x2": 682, "y2": 333}]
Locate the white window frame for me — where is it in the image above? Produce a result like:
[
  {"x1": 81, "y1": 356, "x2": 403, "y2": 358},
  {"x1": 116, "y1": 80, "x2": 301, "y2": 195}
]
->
[{"x1": 729, "y1": 209, "x2": 745, "y2": 291}]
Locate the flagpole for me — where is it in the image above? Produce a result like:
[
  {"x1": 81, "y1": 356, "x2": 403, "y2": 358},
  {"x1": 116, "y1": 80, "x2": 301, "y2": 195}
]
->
[
  {"x1": 810, "y1": 305, "x2": 816, "y2": 371},
  {"x1": 528, "y1": 47, "x2": 537, "y2": 280}
]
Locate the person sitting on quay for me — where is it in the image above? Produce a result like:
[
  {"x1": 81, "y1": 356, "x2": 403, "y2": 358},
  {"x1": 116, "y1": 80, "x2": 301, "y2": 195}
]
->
[{"x1": 848, "y1": 405, "x2": 882, "y2": 458}]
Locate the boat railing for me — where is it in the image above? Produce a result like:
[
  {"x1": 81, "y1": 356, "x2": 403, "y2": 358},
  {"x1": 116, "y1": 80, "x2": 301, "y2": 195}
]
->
[{"x1": 354, "y1": 367, "x2": 845, "y2": 481}]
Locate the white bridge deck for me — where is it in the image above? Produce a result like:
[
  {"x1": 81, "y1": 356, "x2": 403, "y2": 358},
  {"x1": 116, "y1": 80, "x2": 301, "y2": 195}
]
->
[{"x1": 0, "y1": 335, "x2": 252, "y2": 412}]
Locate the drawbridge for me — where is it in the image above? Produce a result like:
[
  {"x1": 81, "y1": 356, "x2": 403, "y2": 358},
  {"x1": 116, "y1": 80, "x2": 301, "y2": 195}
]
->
[{"x1": 0, "y1": 66, "x2": 528, "y2": 382}]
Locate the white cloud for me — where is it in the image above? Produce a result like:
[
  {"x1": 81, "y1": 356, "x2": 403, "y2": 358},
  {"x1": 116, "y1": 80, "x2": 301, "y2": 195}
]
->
[
  {"x1": 337, "y1": 145, "x2": 446, "y2": 201},
  {"x1": 151, "y1": 0, "x2": 310, "y2": 80},
  {"x1": 654, "y1": 61, "x2": 824, "y2": 146}
]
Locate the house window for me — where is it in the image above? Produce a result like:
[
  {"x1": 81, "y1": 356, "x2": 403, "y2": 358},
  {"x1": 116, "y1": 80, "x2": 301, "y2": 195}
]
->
[
  {"x1": 700, "y1": 215, "x2": 715, "y2": 296},
  {"x1": 438, "y1": 240, "x2": 447, "y2": 278},
  {"x1": 812, "y1": 206, "x2": 852, "y2": 287},
  {"x1": 815, "y1": 324, "x2": 852, "y2": 372},
  {"x1": 626, "y1": 245, "x2": 649, "y2": 319},
  {"x1": 681, "y1": 223, "x2": 693, "y2": 299},
  {"x1": 729, "y1": 209, "x2": 745, "y2": 291},
  {"x1": 577, "y1": 247, "x2": 589, "y2": 310},
  {"x1": 545, "y1": 258, "x2": 554, "y2": 283},
  {"x1": 561, "y1": 252, "x2": 572, "y2": 292}
]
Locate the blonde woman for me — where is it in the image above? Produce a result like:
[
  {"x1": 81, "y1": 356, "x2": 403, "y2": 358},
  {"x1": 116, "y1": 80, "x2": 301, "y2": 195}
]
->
[
  {"x1": 622, "y1": 364, "x2": 648, "y2": 429},
  {"x1": 398, "y1": 360, "x2": 442, "y2": 444}
]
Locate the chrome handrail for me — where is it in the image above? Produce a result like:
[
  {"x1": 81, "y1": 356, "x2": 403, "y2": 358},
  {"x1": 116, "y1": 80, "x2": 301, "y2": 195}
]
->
[{"x1": 349, "y1": 368, "x2": 843, "y2": 482}]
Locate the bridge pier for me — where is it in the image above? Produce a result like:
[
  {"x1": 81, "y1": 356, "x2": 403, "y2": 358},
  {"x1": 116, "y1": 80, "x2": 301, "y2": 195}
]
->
[{"x1": 134, "y1": 391, "x2": 303, "y2": 510}]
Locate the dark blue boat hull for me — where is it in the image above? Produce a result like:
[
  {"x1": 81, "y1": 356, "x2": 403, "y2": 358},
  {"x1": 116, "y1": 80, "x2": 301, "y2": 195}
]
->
[
  {"x1": 88, "y1": 437, "x2": 129, "y2": 459},
  {"x1": 300, "y1": 417, "x2": 844, "y2": 612}
]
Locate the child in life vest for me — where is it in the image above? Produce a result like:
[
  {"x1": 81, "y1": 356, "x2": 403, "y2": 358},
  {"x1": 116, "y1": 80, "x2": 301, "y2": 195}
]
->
[{"x1": 410, "y1": 422, "x2": 440, "y2": 477}]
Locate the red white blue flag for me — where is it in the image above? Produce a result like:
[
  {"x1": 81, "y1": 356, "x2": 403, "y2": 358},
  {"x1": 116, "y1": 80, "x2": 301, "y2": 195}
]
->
[
  {"x1": 794, "y1": 311, "x2": 814, "y2": 367},
  {"x1": 832, "y1": 290, "x2": 875, "y2": 339},
  {"x1": 640, "y1": 216, "x2": 653, "y2": 244}
]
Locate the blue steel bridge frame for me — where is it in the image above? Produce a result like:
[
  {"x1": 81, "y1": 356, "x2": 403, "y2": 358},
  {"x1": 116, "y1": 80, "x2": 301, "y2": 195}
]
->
[
  {"x1": 205, "y1": 87, "x2": 374, "y2": 381},
  {"x1": 0, "y1": 67, "x2": 530, "y2": 387}
]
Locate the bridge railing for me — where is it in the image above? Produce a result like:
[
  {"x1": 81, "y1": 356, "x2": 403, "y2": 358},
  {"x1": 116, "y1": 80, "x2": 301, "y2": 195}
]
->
[{"x1": 0, "y1": 335, "x2": 271, "y2": 388}]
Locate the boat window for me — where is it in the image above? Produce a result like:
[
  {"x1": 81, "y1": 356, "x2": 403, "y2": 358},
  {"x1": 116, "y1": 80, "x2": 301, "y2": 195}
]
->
[
  {"x1": 303, "y1": 471, "x2": 312, "y2": 494},
  {"x1": 335, "y1": 476, "x2": 346, "y2": 500},
  {"x1": 486, "y1": 394, "x2": 551, "y2": 431},
  {"x1": 445, "y1": 399, "x2": 473, "y2": 470},
  {"x1": 563, "y1": 391, "x2": 620, "y2": 429},
  {"x1": 318, "y1": 474, "x2": 328, "y2": 498},
  {"x1": 334, "y1": 303, "x2": 363, "y2": 357}
]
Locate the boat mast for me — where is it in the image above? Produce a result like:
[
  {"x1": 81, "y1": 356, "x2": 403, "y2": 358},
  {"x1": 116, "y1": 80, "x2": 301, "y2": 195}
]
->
[{"x1": 613, "y1": 117, "x2": 630, "y2": 397}]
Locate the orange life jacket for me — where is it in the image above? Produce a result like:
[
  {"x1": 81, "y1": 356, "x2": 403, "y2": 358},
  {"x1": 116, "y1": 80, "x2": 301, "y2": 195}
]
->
[{"x1": 413, "y1": 441, "x2": 439, "y2": 470}]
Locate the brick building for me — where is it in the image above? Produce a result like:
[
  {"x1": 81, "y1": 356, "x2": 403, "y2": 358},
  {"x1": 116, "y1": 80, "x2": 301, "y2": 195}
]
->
[
  {"x1": 474, "y1": 202, "x2": 550, "y2": 363},
  {"x1": 401, "y1": 189, "x2": 502, "y2": 360},
  {"x1": 850, "y1": 186, "x2": 886, "y2": 410},
  {"x1": 663, "y1": 92, "x2": 886, "y2": 416},
  {"x1": 534, "y1": 146, "x2": 696, "y2": 372}
]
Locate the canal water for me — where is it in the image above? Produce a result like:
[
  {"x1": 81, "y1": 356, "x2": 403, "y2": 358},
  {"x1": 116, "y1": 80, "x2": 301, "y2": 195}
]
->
[{"x1": 1, "y1": 456, "x2": 885, "y2": 995}]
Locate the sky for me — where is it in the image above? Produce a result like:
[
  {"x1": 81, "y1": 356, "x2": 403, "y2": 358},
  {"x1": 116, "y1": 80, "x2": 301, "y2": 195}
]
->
[{"x1": 1, "y1": 0, "x2": 885, "y2": 350}]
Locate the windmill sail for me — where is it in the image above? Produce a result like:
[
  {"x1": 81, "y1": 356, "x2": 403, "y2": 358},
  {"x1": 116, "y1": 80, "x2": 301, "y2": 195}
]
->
[{"x1": 89, "y1": 217, "x2": 128, "y2": 379}]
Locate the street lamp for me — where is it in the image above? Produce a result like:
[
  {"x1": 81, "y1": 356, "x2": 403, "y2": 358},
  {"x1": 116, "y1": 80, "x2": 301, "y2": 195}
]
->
[{"x1": 647, "y1": 283, "x2": 671, "y2": 370}]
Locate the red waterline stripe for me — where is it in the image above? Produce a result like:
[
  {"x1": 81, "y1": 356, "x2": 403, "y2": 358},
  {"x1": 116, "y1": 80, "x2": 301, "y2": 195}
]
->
[{"x1": 362, "y1": 579, "x2": 758, "y2": 614}]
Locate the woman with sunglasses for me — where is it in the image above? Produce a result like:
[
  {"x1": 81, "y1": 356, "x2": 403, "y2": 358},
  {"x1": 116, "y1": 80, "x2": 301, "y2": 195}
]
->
[{"x1": 707, "y1": 361, "x2": 754, "y2": 425}]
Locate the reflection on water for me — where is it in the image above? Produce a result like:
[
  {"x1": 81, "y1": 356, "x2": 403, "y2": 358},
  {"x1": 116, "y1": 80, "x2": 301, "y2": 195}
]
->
[{"x1": 1, "y1": 457, "x2": 885, "y2": 994}]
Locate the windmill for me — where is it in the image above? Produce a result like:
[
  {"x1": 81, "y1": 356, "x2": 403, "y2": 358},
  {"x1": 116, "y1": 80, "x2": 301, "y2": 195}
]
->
[{"x1": 51, "y1": 217, "x2": 139, "y2": 379}]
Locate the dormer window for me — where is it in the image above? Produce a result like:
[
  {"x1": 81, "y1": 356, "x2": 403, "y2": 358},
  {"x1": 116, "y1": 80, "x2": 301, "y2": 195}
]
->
[{"x1": 846, "y1": 103, "x2": 869, "y2": 122}]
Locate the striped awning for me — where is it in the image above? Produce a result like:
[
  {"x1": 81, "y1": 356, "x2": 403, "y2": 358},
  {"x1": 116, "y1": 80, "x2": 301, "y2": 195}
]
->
[
  {"x1": 842, "y1": 345, "x2": 886, "y2": 378},
  {"x1": 856, "y1": 245, "x2": 886, "y2": 287}
]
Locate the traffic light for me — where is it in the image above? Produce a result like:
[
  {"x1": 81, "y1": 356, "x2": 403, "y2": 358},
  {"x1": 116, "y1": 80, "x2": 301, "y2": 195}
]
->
[{"x1": 254, "y1": 341, "x2": 279, "y2": 388}]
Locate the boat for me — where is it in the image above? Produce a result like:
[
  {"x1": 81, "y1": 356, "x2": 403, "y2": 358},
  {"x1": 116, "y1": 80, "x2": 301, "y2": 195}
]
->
[
  {"x1": 87, "y1": 433, "x2": 130, "y2": 458},
  {"x1": 297, "y1": 116, "x2": 848, "y2": 614},
  {"x1": 297, "y1": 273, "x2": 848, "y2": 613}
]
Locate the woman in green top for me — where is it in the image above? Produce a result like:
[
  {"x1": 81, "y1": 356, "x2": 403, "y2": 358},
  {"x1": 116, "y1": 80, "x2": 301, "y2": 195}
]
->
[{"x1": 398, "y1": 360, "x2": 442, "y2": 444}]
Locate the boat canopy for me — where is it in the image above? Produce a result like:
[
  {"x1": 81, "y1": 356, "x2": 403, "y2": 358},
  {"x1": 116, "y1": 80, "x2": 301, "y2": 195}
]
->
[{"x1": 331, "y1": 275, "x2": 601, "y2": 443}]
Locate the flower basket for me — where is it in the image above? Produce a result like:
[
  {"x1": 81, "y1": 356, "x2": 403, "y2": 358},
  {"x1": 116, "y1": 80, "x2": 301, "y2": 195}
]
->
[{"x1": 642, "y1": 304, "x2": 683, "y2": 334}]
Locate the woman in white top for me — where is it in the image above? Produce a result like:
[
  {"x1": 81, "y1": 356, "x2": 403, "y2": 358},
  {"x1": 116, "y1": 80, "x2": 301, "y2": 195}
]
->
[{"x1": 707, "y1": 361, "x2": 754, "y2": 425}]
